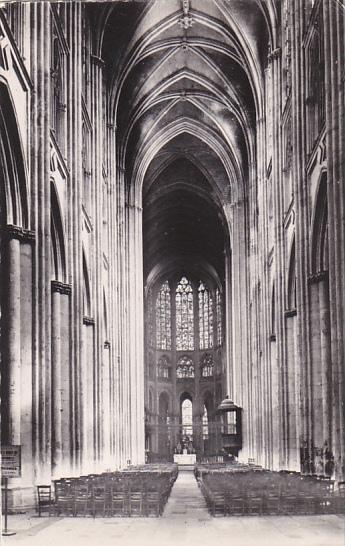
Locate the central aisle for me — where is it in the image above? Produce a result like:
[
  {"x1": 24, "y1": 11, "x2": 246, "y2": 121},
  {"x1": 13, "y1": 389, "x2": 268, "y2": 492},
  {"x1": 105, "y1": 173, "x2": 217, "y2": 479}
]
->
[{"x1": 163, "y1": 469, "x2": 211, "y2": 520}]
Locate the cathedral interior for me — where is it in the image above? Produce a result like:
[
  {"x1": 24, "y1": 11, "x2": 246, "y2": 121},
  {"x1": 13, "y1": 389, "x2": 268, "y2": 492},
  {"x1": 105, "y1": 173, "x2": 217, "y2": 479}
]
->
[{"x1": 1, "y1": 0, "x2": 345, "y2": 514}]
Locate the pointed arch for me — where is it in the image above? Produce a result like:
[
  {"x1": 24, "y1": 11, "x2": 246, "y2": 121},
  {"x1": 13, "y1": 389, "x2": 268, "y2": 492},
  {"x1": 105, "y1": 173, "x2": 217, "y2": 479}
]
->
[
  {"x1": 51, "y1": 181, "x2": 66, "y2": 282},
  {"x1": 287, "y1": 236, "x2": 296, "y2": 310},
  {"x1": 103, "y1": 289, "x2": 109, "y2": 341},
  {"x1": 83, "y1": 251, "x2": 91, "y2": 317},
  {"x1": 311, "y1": 172, "x2": 328, "y2": 274},
  {"x1": 271, "y1": 282, "x2": 276, "y2": 337},
  {"x1": 0, "y1": 82, "x2": 29, "y2": 229},
  {"x1": 181, "y1": 395, "x2": 193, "y2": 438}
]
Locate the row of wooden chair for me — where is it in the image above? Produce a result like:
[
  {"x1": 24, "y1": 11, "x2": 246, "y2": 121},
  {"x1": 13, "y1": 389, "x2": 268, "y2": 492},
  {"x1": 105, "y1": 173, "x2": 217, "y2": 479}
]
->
[
  {"x1": 195, "y1": 465, "x2": 345, "y2": 516},
  {"x1": 37, "y1": 464, "x2": 178, "y2": 518}
]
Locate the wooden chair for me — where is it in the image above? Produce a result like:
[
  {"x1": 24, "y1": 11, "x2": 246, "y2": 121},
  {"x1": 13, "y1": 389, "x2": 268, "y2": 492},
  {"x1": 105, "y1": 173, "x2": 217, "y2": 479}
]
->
[
  {"x1": 225, "y1": 492, "x2": 245, "y2": 516},
  {"x1": 110, "y1": 481, "x2": 128, "y2": 516},
  {"x1": 245, "y1": 490, "x2": 263, "y2": 515},
  {"x1": 91, "y1": 480, "x2": 107, "y2": 517},
  {"x1": 263, "y1": 484, "x2": 281, "y2": 515},
  {"x1": 37, "y1": 485, "x2": 54, "y2": 517},
  {"x1": 144, "y1": 483, "x2": 162, "y2": 516},
  {"x1": 210, "y1": 490, "x2": 226, "y2": 516},
  {"x1": 128, "y1": 486, "x2": 143, "y2": 516},
  {"x1": 55, "y1": 479, "x2": 75, "y2": 516},
  {"x1": 74, "y1": 481, "x2": 91, "y2": 517}
]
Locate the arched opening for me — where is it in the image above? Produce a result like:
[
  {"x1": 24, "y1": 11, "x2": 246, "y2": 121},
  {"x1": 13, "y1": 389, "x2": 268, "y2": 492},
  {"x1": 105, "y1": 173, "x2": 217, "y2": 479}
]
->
[
  {"x1": 102, "y1": 0, "x2": 269, "y2": 467},
  {"x1": 143, "y1": 156, "x2": 229, "y2": 461},
  {"x1": 180, "y1": 394, "x2": 193, "y2": 448},
  {"x1": 0, "y1": 82, "x2": 29, "y2": 448},
  {"x1": 0, "y1": 83, "x2": 29, "y2": 228},
  {"x1": 306, "y1": 173, "x2": 332, "y2": 477},
  {"x1": 82, "y1": 252, "x2": 91, "y2": 318},
  {"x1": 51, "y1": 182, "x2": 66, "y2": 282},
  {"x1": 287, "y1": 238, "x2": 296, "y2": 311},
  {"x1": 284, "y1": 235, "x2": 299, "y2": 471}
]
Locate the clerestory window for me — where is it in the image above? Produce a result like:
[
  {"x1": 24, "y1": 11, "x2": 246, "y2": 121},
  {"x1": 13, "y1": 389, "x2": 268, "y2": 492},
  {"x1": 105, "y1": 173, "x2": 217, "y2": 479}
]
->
[
  {"x1": 176, "y1": 276, "x2": 194, "y2": 351},
  {"x1": 156, "y1": 281, "x2": 171, "y2": 350},
  {"x1": 198, "y1": 281, "x2": 213, "y2": 349}
]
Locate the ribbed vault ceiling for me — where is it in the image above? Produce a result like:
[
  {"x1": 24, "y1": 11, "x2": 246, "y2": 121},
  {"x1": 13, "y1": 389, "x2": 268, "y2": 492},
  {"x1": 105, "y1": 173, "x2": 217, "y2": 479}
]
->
[{"x1": 93, "y1": 0, "x2": 274, "y2": 285}]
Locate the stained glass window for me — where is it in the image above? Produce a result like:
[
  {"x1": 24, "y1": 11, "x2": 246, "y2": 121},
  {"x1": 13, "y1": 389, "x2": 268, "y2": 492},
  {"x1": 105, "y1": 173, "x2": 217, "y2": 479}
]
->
[
  {"x1": 201, "y1": 353, "x2": 214, "y2": 377},
  {"x1": 156, "y1": 281, "x2": 171, "y2": 350},
  {"x1": 176, "y1": 356, "x2": 194, "y2": 378},
  {"x1": 157, "y1": 355, "x2": 171, "y2": 380},
  {"x1": 216, "y1": 287, "x2": 222, "y2": 346},
  {"x1": 202, "y1": 405, "x2": 209, "y2": 439},
  {"x1": 182, "y1": 399, "x2": 193, "y2": 437},
  {"x1": 198, "y1": 282, "x2": 213, "y2": 349},
  {"x1": 176, "y1": 276, "x2": 194, "y2": 350}
]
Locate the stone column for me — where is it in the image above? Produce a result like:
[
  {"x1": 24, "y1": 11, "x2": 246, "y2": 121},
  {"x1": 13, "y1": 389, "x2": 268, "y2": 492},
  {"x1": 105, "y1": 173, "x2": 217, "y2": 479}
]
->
[
  {"x1": 2, "y1": 226, "x2": 34, "y2": 499},
  {"x1": 170, "y1": 280, "x2": 178, "y2": 452},
  {"x1": 193, "y1": 281, "x2": 201, "y2": 452},
  {"x1": 106, "y1": 122, "x2": 120, "y2": 467},
  {"x1": 230, "y1": 198, "x2": 250, "y2": 463},
  {"x1": 6, "y1": 236, "x2": 21, "y2": 446},
  {"x1": 117, "y1": 166, "x2": 129, "y2": 467},
  {"x1": 30, "y1": 1, "x2": 52, "y2": 479},
  {"x1": 102, "y1": 341, "x2": 111, "y2": 469},
  {"x1": 18, "y1": 230, "x2": 35, "y2": 489},
  {"x1": 319, "y1": 275, "x2": 331, "y2": 453},
  {"x1": 66, "y1": 2, "x2": 83, "y2": 474},
  {"x1": 323, "y1": 0, "x2": 345, "y2": 481},
  {"x1": 224, "y1": 249, "x2": 232, "y2": 400},
  {"x1": 51, "y1": 285, "x2": 62, "y2": 473},
  {"x1": 51, "y1": 281, "x2": 71, "y2": 476},
  {"x1": 308, "y1": 276, "x2": 322, "y2": 461},
  {"x1": 291, "y1": 0, "x2": 311, "y2": 474},
  {"x1": 125, "y1": 202, "x2": 145, "y2": 465},
  {"x1": 90, "y1": 53, "x2": 104, "y2": 468}
]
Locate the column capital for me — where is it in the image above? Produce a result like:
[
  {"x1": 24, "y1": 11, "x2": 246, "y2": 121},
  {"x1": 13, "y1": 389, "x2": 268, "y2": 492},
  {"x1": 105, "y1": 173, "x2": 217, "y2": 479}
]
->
[
  {"x1": 268, "y1": 48, "x2": 281, "y2": 63},
  {"x1": 308, "y1": 270, "x2": 328, "y2": 284},
  {"x1": 125, "y1": 203, "x2": 143, "y2": 212},
  {"x1": 2, "y1": 225, "x2": 35, "y2": 243},
  {"x1": 83, "y1": 316, "x2": 95, "y2": 325},
  {"x1": 107, "y1": 123, "x2": 117, "y2": 132},
  {"x1": 51, "y1": 280, "x2": 72, "y2": 295},
  {"x1": 91, "y1": 54, "x2": 105, "y2": 68},
  {"x1": 284, "y1": 308, "x2": 297, "y2": 318}
]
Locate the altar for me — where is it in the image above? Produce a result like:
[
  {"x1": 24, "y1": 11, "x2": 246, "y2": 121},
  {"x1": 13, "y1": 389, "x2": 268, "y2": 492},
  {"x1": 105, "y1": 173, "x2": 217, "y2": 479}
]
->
[{"x1": 173, "y1": 453, "x2": 196, "y2": 465}]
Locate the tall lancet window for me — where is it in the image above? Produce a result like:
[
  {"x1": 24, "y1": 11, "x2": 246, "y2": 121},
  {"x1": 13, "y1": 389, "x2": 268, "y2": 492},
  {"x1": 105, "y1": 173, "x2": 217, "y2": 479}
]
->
[
  {"x1": 198, "y1": 282, "x2": 213, "y2": 349},
  {"x1": 176, "y1": 276, "x2": 194, "y2": 350},
  {"x1": 216, "y1": 287, "x2": 222, "y2": 346},
  {"x1": 156, "y1": 281, "x2": 171, "y2": 350},
  {"x1": 181, "y1": 399, "x2": 193, "y2": 438}
]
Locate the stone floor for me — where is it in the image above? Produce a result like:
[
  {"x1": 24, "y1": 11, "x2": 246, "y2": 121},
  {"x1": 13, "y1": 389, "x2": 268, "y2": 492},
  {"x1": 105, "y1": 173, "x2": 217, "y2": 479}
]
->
[{"x1": 2, "y1": 470, "x2": 345, "y2": 546}]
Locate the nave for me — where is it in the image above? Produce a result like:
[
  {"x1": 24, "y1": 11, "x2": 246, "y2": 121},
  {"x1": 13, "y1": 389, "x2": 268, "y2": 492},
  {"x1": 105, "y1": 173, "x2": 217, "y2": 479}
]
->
[{"x1": 1, "y1": 0, "x2": 345, "y2": 526}]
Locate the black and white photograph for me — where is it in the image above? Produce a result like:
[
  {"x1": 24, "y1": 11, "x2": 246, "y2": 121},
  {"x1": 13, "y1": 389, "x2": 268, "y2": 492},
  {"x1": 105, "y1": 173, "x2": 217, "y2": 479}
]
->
[{"x1": 0, "y1": 0, "x2": 345, "y2": 544}]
